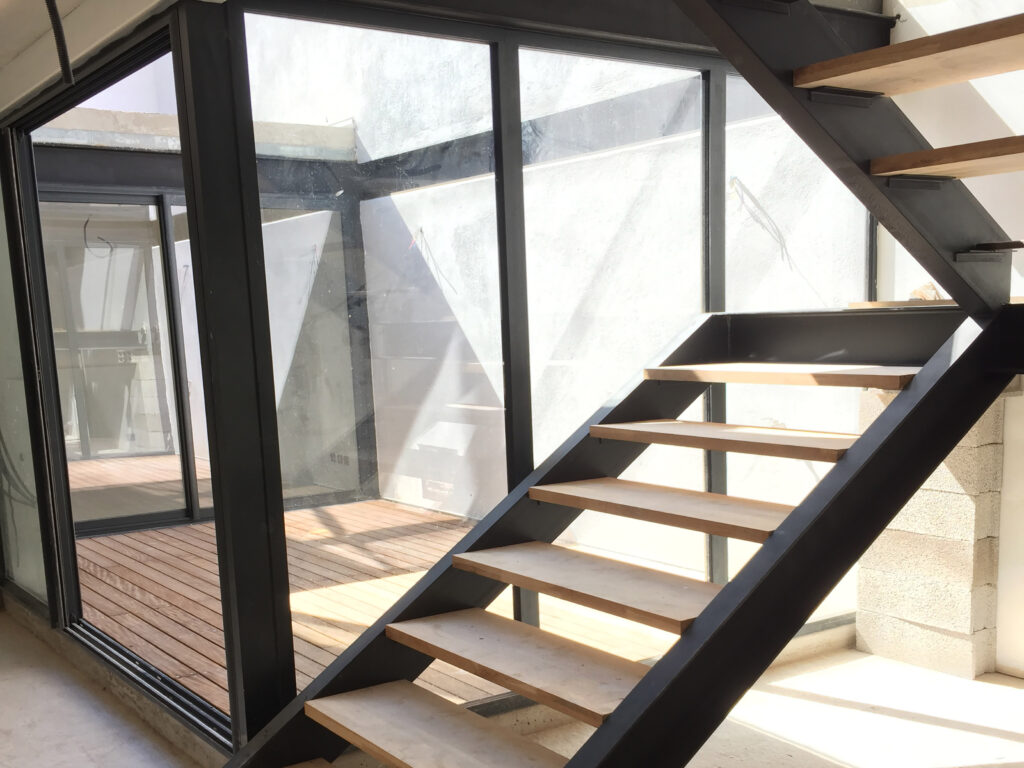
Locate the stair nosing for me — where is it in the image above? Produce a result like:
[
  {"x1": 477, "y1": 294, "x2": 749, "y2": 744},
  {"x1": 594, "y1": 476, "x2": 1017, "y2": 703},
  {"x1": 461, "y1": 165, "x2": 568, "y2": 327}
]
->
[
  {"x1": 529, "y1": 477, "x2": 790, "y2": 543},
  {"x1": 306, "y1": 680, "x2": 567, "y2": 768},
  {"x1": 792, "y1": 13, "x2": 1024, "y2": 96},
  {"x1": 644, "y1": 362, "x2": 919, "y2": 389},
  {"x1": 589, "y1": 419, "x2": 857, "y2": 462}
]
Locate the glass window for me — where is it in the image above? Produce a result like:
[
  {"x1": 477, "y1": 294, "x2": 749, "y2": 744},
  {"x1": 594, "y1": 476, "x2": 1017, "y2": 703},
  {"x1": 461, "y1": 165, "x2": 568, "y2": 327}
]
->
[
  {"x1": 520, "y1": 49, "x2": 707, "y2": 655},
  {"x1": 0, "y1": 187, "x2": 47, "y2": 603},
  {"x1": 725, "y1": 76, "x2": 867, "y2": 312},
  {"x1": 245, "y1": 14, "x2": 506, "y2": 698},
  {"x1": 39, "y1": 201, "x2": 188, "y2": 524},
  {"x1": 521, "y1": 50, "x2": 706, "y2": 466},
  {"x1": 725, "y1": 76, "x2": 868, "y2": 619},
  {"x1": 168, "y1": 205, "x2": 213, "y2": 510},
  {"x1": 30, "y1": 55, "x2": 228, "y2": 717}
]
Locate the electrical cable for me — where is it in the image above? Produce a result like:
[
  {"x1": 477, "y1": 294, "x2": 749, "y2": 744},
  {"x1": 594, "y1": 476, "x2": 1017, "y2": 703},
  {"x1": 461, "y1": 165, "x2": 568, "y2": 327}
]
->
[{"x1": 44, "y1": 0, "x2": 75, "y2": 85}]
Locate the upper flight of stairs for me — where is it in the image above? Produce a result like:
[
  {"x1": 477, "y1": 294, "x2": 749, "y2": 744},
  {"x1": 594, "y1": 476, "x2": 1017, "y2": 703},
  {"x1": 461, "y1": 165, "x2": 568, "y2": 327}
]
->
[
  {"x1": 794, "y1": 12, "x2": 1024, "y2": 180},
  {"x1": 792, "y1": 13, "x2": 1024, "y2": 96}
]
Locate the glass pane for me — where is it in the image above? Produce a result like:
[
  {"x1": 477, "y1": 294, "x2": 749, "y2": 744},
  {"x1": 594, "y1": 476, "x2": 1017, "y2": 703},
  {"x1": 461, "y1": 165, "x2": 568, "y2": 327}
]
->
[
  {"x1": 245, "y1": 14, "x2": 505, "y2": 697},
  {"x1": 725, "y1": 76, "x2": 866, "y2": 620},
  {"x1": 0, "y1": 185, "x2": 47, "y2": 602},
  {"x1": 876, "y1": 228, "x2": 952, "y2": 303},
  {"x1": 520, "y1": 49, "x2": 705, "y2": 464},
  {"x1": 39, "y1": 202, "x2": 188, "y2": 524},
  {"x1": 520, "y1": 48, "x2": 707, "y2": 656},
  {"x1": 725, "y1": 75, "x2": 868, "y2": 311}
]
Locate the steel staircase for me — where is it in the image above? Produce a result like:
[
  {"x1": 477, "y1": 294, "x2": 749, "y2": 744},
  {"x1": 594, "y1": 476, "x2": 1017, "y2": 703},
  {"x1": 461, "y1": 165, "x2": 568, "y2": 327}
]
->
[{"x1": 228, "y1": 4, "x2": 1024, "y2": 766}]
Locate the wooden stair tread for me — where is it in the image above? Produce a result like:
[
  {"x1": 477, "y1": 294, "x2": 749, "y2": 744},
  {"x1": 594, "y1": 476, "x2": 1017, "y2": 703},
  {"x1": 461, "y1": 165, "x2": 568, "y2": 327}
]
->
[
  {"x1": 645, "y1": 362, "x2": 919, "y2": 389},
  {"x1": 452, "y1": 542, "x2": 721, "y2": 633},
  {"x1": 306, "y1": 681, "x2": 566, "y2": 768},
  {"x1": 529, "y1": 477, "x2": 790, "y2": 543},
  {"x1": 285, "y1": 761, "x2": 332, "y2": 768},
  {"x1": 870, "y1": 135, "x2": 1024, "y2": 179},
  {"x1": 387, "y1": 608, "x2": 647, "y2": 726},
  {"x1": 793, "y1": 13, "x2": 1024, "y2": 96},
  {"x1": 590, "y1": 420, "x2": 857, "y2": 462}
]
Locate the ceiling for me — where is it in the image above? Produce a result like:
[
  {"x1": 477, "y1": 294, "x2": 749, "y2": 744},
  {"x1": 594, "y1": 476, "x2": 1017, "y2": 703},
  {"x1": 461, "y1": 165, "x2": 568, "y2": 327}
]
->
[{"x1": 0, "y1": 0, "x2": 84, "y2": 70}]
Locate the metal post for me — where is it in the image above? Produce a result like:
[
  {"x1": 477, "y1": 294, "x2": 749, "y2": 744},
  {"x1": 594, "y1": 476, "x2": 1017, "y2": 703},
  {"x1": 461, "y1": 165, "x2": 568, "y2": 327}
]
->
[
  {"x1": 703, "y1": 66, "x2": 729, "y2": 584},
  {"x1": 172, "y1": 1, "x2": 295, "y2": 746},
  {"x1": 491, "y1": 39, "x2": 540, "y2": 626},
  {"x1": 157, "y1": 196, "x2": 202, "y2": 521}
]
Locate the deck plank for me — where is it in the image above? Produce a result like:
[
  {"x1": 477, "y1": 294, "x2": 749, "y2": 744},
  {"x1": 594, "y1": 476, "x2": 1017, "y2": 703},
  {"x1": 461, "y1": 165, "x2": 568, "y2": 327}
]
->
[
  {"x1": 76, "y1": 482, "x2": 674, "y2": 716},
  {"x1": 76, "y1": 497, "x2": 499, "y2": 712}
]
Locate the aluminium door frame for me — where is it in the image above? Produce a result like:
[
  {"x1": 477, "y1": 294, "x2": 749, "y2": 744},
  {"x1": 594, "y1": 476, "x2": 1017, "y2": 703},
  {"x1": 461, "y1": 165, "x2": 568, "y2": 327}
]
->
[{"x1": 35, "y1": 188, "x2": 206, "y2": 536}]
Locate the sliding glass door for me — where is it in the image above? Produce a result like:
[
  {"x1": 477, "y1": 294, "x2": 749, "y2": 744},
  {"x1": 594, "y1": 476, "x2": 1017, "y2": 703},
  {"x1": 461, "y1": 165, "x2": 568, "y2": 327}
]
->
[{"x1": 38, "y1": 199, "x2": 200, "y2": 534}]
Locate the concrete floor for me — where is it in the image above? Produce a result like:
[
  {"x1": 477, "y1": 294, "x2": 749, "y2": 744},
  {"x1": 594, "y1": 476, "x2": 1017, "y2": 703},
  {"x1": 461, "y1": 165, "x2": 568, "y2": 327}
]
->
[
  {"x1": 4, "y1": 601, "x2": 1024, "y2": 768},
  {"x1": 534, "y1": 649, "x2": 1024, "y2": 767},
  {"x1": 0, "y1": 610, "x2": 200, "y2": 768}
]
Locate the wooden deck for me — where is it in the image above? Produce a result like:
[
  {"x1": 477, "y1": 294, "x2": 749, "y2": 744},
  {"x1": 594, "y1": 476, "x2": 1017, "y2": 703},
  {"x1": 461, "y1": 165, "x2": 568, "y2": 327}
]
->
[
  {"x1": 77, "y1": 500, "x2": 677, "y2": 715},
  {"x1": 67, "y1": 454, "x2": 339, "y2": 522}
]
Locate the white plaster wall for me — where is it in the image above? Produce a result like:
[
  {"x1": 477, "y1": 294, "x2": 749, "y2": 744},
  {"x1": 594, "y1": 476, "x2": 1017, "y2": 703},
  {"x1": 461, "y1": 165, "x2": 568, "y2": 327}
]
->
[{"x1": 361, "y1": 175, "x2": 507, "y2": 520}]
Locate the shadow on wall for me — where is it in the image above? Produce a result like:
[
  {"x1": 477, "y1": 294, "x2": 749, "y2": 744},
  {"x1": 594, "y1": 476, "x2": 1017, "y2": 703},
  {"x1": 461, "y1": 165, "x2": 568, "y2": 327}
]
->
[
  {"x1": 265, "y1": 211, "x2": 365, "y2": 502},
  {"x1": 360, "y1": 190, "x2": 507, "y2": 521}
]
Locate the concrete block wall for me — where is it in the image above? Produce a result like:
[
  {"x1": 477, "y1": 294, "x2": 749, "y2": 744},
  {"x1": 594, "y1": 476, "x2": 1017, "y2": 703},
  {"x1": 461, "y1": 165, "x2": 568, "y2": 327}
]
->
[{"x1": 855, "y1": 381, "x2": 1017, "y2": 678}]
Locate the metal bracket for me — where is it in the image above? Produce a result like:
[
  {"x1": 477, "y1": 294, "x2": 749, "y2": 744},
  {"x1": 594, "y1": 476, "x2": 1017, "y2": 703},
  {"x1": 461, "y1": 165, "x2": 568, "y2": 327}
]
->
[
  {"x1": 955, "y1": 241, "x2": 1022, "y2": 263},
  {"x1": 954, "y1": 250, "x2": 1011, "y2": 264},
  {"x1": 885, "y1": 175, "x2": 954, "y2": 191},
  {"x1": 720, "y1": 0, "x2": 798, "y2": 14},
  {"x1": 808, "y1": 87, "x2": 881, "y2": 108}
]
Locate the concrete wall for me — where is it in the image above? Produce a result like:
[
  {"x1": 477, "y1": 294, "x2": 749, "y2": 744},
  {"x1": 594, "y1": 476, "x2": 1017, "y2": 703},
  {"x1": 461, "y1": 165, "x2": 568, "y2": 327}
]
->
[
  {"x1": 856, "y1": 385, "x2": 1014, "y2": 677},
  {"x1": 998, "y1": 393, "x2": 1024, "y2": 676}
]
